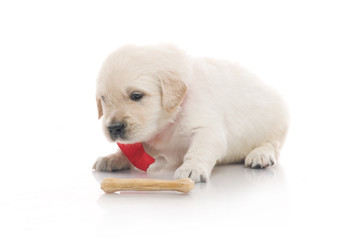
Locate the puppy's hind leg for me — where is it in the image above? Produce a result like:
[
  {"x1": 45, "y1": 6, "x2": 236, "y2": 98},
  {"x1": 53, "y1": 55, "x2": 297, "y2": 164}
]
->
[
  {"x1": 93, "y1": 151, "x2": 131, "y2": 172},
  {"x1": 244, "y1": 140, "x2": 280, "y2": 169}
]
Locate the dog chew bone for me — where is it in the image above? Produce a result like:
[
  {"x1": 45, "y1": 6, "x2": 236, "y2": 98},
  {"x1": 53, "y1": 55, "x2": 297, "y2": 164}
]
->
[{"x1": 101, "y1": 178, "x2": 195, "y2": 193}]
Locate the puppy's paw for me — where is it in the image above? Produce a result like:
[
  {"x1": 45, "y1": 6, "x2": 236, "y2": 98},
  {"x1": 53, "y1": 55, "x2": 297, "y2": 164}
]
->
[
  {"x1": 93, "y1": 152, "x2": 131, "y2": 172},
  {"x1": 245, "y1": 150, "x2": 276, "y2": 169},
  {"x1": 174, "y1": 163, "x2": 210, "y2": 183}
]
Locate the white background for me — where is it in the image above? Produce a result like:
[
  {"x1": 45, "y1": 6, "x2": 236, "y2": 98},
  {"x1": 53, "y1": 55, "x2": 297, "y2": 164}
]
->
[{"x1": 1, "y1": 0, "x2": 348, "y2": 239}]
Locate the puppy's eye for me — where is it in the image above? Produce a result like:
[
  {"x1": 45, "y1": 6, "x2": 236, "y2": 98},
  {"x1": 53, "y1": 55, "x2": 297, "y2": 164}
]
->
[
  {"x1": 101, "y1": 96, "x2": 106, "y2": 102},
  {"x1": 130, "y1": 92, "x2": 144, "y2": 101}
]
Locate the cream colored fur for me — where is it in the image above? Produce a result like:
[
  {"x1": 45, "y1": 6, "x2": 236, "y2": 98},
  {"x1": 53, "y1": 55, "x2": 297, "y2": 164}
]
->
[{"x1": 93, "y1": 44, "x2": 289, "y2": 182}]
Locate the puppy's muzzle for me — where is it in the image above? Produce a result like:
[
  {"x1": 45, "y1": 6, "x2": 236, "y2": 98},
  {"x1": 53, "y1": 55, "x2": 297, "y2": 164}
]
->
[{"x1": 108, "y1": 122, "x2": 126, "y2": 140}]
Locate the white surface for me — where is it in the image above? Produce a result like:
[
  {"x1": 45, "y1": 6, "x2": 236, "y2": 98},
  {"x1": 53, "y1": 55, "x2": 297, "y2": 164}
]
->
[{"x1": 1, "y1": 1, "x2": 349, "y2": 239}]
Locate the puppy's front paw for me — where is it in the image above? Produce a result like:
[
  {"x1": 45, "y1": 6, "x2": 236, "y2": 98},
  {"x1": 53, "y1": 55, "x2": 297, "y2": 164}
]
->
[
  {"x1": 174, "y1": 163, "x2": 210, "y2": 183},
  {"x1": 93, "y1": 153, "x2": 131, "y2": 172},
  {"x1": 245, "y1": 150, "x2": 276, "y2": 169}
]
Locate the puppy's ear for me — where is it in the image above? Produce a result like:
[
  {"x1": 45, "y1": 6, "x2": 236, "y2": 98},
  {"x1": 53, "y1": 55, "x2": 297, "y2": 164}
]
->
[
  {"x1": 160, "y1": 71, "x2": 187, "y2": 113},
  {"x1": 96, "y1": 98, "x2": 103, "y2": 119}
]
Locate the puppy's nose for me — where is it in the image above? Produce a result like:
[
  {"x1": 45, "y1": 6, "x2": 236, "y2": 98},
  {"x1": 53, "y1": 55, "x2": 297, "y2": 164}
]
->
[{"x1": 108, "y1": 122, "x2": 125, "y2": 139}]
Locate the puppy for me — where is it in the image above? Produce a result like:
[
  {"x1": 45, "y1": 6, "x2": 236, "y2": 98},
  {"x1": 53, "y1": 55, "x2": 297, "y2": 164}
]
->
[{"x1": 93, "y1": 44, "x2": 289, "y2": 182}]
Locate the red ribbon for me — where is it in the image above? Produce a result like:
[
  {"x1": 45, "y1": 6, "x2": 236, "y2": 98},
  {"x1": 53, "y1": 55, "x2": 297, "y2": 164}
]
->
[{"x1": 117, "y1": 142, "x2": 155, "y2": 171}]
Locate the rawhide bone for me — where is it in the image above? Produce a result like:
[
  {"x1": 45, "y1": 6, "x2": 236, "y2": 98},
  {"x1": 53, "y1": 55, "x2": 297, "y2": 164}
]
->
[{"x1": 101, "y1": 178, "x2": 195, "y2": 193}]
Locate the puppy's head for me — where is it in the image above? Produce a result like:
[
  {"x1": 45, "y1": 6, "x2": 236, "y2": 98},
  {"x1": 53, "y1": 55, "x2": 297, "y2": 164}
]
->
[{"x1": 96, "y1": 44, "x2": 189, "y2": 143}]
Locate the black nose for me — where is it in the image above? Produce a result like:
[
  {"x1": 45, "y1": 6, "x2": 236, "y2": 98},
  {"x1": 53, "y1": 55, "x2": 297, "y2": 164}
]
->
[{"x1": 108, "y1": 122, "x2": 125, "y2": 139}]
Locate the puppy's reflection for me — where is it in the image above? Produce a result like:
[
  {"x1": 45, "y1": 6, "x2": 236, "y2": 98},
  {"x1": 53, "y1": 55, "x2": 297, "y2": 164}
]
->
[{"x1": 209, "y1": 163, "x2": 287, "y2": 195}]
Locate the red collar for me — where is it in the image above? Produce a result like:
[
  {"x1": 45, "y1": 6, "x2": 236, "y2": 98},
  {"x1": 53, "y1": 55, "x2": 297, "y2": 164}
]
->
[{"x1": 117, "y1": 142, "x2": 155, "y2": 171}]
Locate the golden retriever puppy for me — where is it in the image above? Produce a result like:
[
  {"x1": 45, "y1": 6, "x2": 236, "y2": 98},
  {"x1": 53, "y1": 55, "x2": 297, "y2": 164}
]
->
[{"x1": 93, "y1": 44, "x2": 289, "y2": 182}]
